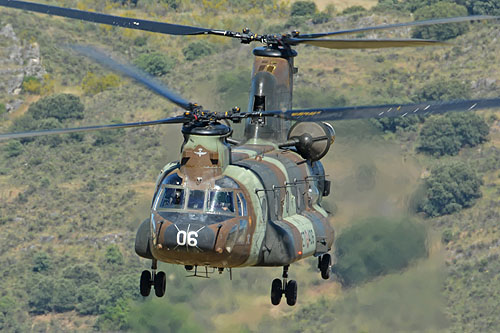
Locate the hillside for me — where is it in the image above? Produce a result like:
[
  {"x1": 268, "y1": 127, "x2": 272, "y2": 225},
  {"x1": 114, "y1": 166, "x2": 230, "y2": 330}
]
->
[{"x1": 1, "y1": 0, "x2": 499, "y2": 332}]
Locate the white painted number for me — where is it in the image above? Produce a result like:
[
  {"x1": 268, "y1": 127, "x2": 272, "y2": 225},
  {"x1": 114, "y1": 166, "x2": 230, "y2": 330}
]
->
[{"x1": 176, "y1": 230, "x2": 198, "y2": 247}]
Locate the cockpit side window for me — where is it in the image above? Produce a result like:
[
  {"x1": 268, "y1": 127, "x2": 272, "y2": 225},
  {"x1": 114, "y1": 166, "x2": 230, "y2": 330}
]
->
[
  {"x1": 208, "y1": 191, "x2": 235, "y2": 214},
  {"x1": 187, "y1": 190, "x2": 205, "y2": 210},
  {"x1": 236, "y1": 193, "x2": 247, "y2": 216},
  {"x1": 159, "y1": 188, "x2": 185, "y2": 209}
]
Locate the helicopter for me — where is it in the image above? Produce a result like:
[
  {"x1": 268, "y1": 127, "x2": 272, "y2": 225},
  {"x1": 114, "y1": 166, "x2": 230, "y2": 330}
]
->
[{"x1": 1, "y1": 0, "x2": 500, "y2": 306}]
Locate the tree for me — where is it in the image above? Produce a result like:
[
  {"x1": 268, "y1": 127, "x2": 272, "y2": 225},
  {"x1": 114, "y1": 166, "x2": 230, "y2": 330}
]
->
[
  {"x1": 416, "y1": 79, "x2": 471, "y2": 102},
  {"x1": 105, "y1": 245, "x2": 124, "y2": 265},
  {"x1": 182, "y1": 41, "x2": 213, "y2": 61},
  {"x1": 26, "y1": 94, "x2": 84, "y2": 121},
  {"x1": 332, "y1": 217, "x2": 427, "y2": 286},
  {"x1": 418, "y1": 113, "x2": 489, "y2": 156},
  {"x1": 134, "y1": 52, "x2": 176, "y2": 76},
  {"x1": 4, "y1": 141, "x2": 23, "y2": 158},
  {"x1": 465, "y1": 0, "x2": 500, "y2": 15},
  {"x1": 32, "y1": 252, "x2": 52, "y2": 272},
  {"x1": 62, "y1": 263, "x2": 101, "y2": 286},
  {"x1": 342, "y1": 5, "x2": 367, "y2": 14},
  {"x1": 290, "y1": 1, "x2": 316, "y2": 16},
  {"x1": 81, "y1": 72, "x2": 120, "y2": 96},
  {"x1": 412, "y1": 2, "x2": 469, "y2": 40},
  {"x1": 419, "y1": 161, "x2": 482, "y2": 217}
]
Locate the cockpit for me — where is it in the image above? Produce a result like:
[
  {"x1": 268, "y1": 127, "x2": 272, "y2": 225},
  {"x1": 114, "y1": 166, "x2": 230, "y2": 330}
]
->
[{"x1": 153, "y1": 172, "x2": 247, "y2": 217}]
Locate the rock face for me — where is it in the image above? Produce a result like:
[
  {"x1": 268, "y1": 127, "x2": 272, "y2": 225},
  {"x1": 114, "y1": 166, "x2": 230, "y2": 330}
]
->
[{"x1": 0, "y1": 24, "x2": 46, "y2": 112}]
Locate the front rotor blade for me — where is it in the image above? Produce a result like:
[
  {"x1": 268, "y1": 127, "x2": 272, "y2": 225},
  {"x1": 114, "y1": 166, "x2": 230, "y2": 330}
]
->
[
  {"x1": 267, "y1": 98, "x2": 500, "y2": 122},
  {"x1": 297, "y1": 15, "x2": 497, "y2": 39},
  {"x1": 290, "y1": 38, "x2": 446, "y2": 49},
  {"x1": 0, "y1": 0, "x2": 212, "y2": 35},
  {"x1": 0, "y1": 116, "x2": 189, "y2": 141},
  {"x1": 71, "y1": 45, "x2": 193, "y2": 110}
]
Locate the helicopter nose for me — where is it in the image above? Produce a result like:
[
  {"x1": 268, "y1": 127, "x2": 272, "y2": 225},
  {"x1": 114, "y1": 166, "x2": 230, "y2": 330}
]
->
[{"x1": 163, "y1": 223, "x2": 216, "y2": 251}]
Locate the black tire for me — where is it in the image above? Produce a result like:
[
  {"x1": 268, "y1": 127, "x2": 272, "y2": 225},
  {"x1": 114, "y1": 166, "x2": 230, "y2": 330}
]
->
[
  {"x1": 270, "y1": 278, "x2": 283, "y2": 306},
  {"x1": 285, "y1": 280, "x2": 297, "y2": 306},
  {"x1": 320, "y1": 254, "x2": 331, "y2": 280},
  {"x1": 140, "y1": 270, "x2": 151, "y2": 297},
  {"x1": 184, "y1": 265, "x2": 194, "y2": 271},
  {"x1": 154, "y1": 271, "x2": 166, "y2": 297}
]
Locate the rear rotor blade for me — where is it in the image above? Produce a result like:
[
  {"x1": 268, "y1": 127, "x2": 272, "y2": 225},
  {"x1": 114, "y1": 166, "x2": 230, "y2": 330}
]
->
[
  {"x1": 0, "y1": 0, "x2": 212, "y2": 35},
  {"x1": 297, "y1": 15, "x2": 497, "y2": 39},
  {"x1": 0, "y1": 116, "x2": 189, "y2": 141},
  {"x1": 267, "y1": 98, "x2": 500, "y2": 122},
  {"x1": 289, "y1": 38, "x2": 446, "y2": 49},
  {"x1": 71, "y1": 45, "x2": 193, "y2": 111}
]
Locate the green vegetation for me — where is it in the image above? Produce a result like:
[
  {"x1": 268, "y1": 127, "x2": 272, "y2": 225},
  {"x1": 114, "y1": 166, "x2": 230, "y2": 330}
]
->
[
  {"x1": 82, "y1": 72, "x2": 121, "y2": 96},
  {"x1": 0, "y1": 103, "x2": 5, "y2": 116},
  {"x1": 418, "y1": 113, "x2": 489, "y2": 156},
  {"x1": 22, "y1": 76, "x2": 42, "y2": 94},
  {"x1": 290, "y1": 1, "x2": 316, "y2": 16},
  {"x1": 133, "y1": 52, "x2": 176, "y2": 76},
  {"x1": 412, "y1": 3, "x2": 469, "y2": 40},
  {"x1": 342, "y1": 5, "x2": 367, "y2": 15},
  {"x1": 332, "y1": 217, "x2": 428, "y2": 286},
  {"x1": 419, "y1": 161, "x2": 482, "y2": 217},
  {"x1": 182, "y1": 41, "x2": 214, "y2": 61}
]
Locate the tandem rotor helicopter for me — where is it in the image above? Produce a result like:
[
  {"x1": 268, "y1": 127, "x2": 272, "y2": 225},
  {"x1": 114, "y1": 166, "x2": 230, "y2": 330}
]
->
[{"x1": 1, "y1": 0, "x2": 500, "y2": 306}]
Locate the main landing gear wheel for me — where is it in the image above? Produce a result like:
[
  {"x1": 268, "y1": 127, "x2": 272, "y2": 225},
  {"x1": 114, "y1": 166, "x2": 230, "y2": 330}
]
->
[
  {"x1": 154, "y1": 271, "x2": 166, "y2": 297},
  {"x1": 140, "y1": 270, "x2": 151, "y2": 297},
  {"x1": 270, "y1": 265, "x2": 298, "y2": 306},
  {"x1": 319, "y1": 253, "x2": 331, "y2": 280},
  {"x1": 271, "y1": 278, "x2": 283, "y2": 305},
  {"x1": 285, "y1": 280, "x2": 297, "y2": 306}
]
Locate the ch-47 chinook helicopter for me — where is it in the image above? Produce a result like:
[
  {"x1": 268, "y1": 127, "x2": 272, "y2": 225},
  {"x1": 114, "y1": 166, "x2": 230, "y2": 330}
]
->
[{"x1": 1, "y1": 0, "x2": 500, "y2": 306}]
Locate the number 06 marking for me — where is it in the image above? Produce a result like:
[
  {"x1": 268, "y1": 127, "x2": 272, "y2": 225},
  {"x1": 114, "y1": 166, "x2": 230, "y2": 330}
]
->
[{"x1": 176, "y1": 230, "x2": 199, "y2": 247}]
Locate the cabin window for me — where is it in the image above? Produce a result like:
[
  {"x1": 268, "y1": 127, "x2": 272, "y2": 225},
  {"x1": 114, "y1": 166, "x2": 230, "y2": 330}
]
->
[
  {"x1": 236, "y1": 193, "x2": 247, "y2": 216},
  {"x1": 159, "y1": 188, "x2": 185, "y2": 209},
  {"x1": 208, "y1": 191, "x2": 235, "y2": 214},
  {"x1": 187, "y1": 190, "x2": 205, "y2": 210}
]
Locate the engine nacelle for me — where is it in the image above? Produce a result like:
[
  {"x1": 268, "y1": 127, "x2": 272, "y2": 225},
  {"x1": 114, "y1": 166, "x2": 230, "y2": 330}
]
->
[{"x1": 287, "y1": 122, "x2": 335, "y2": 161}]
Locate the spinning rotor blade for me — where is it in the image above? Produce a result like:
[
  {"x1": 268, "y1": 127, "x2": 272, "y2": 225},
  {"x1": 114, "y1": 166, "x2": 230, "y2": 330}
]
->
[
  {"x1": 0, "y1": 0, "x2": 213, "y2": 36},
  {"x1": 290, "y1": 38, "x2": 446, "y2": 49},
  {"x1": 297, "y1": 15, "x2": 497, "y2": 39},
  {"x1": 267, "y1": 97, "x2": 500, "y2": 122},
  {"x1": 71, "y1": 45, "x2": 193, "y2": 111},
  {"x1": 0, "y1": 116, "x2": 189, "y2": 142}
]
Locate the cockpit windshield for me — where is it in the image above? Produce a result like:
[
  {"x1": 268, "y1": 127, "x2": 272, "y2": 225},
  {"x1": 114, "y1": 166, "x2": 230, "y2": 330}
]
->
[
  {"x1": 159, "y1": 188, "x2": 185, "y2": 209},
  {"x1": 207, "y1": 191, "x2": 235, "y2": 214},
  {"x1": 156, "y1": 187, "x2": 237, "y2": 215}
]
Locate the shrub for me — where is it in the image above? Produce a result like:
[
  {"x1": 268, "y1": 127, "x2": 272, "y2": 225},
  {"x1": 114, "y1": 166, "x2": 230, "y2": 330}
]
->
[
  {"x1": 32, "y1": 252, "x2": 52, "y2": 272},
  {"x1": 419, "y1": 161, "x2": 482, "y2": 217},
  {"x1": 416, "y1": 79, "x2": 471, "y2": 102},
  {"x1": 105, "y1": 245, "x2": 124, "y2": 265},
  {"x1": 312, "y1": 12, "x2": 331, "y2": 24},
  {"x1": 293, "y1": 87, "x2": 347, "y2": 108},
  {"x1": 182, "y1": 41, "x2": 213, "y2": 61},
  {"x1": 82, "y1": 72, "x2": 120, "y2": 96},
  {"x1": 4, "y1": 141, "x2": 23, "y2": 158},
  {"x1": 412, "y1": 3, "x2": 469, "y2": 40},
  {"x1": 332, "y1": 217, "x2": 427, "y2": 286},
  {"x1": 0, "y1": 103, "x2": 6, "y2": 115},
  {"x1": 418, "y1": 113, "x2": 489, "y2": 156},
  {"x1": 26, "y1": 94, "x2": 84, "y2": 121},
  {"x1": 373, "y1": 116, "x2": 425, "y2": 133},
  {"x1": 160, "y1": 0, "x2": 181, "y2": 10},
  {"x1": 134, "y1": 52, "x2": 175, "y2": 76},
  {"x1": 465, "y1": 0, "x2": 500, "y2": 15},
  {"x1": 342, "y1": 5, "x2": 367, "y2": 15},
  {"x1": 291, "y1": 1, "x2": 316, "y2": 16},
  {"x1": 22, "y1": 76, "x2": 42, "y2": 94},
  {"x1": 62, "y1": 263, "x2": 101, "y2": 286}
]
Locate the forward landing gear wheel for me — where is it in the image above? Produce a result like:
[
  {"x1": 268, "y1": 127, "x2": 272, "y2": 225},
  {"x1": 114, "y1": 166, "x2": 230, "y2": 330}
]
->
[
  {"x1": 271, "y1": 278, "x2": 283, "y2": 305},
  {"x1": 285, "y1": 280, "x2": 297, "y2": 306},
  {"x1": 320, "y1": 253, "x2": 331, "y2": 280},
  {"x1": 154, "y1": 271, "x2": 166, "y2": 297},
  {"x1": 140, "y1": 270, "x2": 152, "y2": 297}
]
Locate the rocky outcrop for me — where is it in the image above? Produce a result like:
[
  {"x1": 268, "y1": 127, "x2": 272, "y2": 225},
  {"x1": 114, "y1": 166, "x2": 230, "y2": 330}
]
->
[{"x1": 0, "y1": 24, "x2": 46, "y2": 112}]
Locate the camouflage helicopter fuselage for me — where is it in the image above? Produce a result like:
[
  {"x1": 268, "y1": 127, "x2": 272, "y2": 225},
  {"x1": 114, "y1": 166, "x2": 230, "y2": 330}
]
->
[{"x1": 135, "y1": 47, "x2": 335, "y2": 269}]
